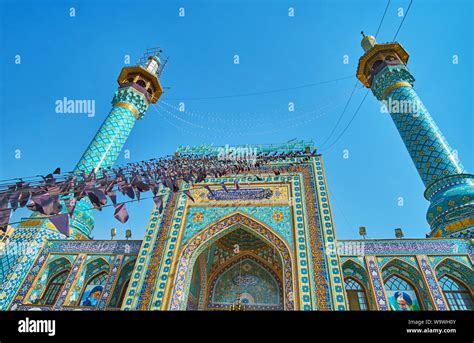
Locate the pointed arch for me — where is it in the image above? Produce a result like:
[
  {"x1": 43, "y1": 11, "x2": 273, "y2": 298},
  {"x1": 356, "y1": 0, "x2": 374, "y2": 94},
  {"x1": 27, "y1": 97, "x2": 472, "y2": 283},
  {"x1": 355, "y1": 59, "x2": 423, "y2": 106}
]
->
[
  {"x1": 434, "y1": 257, "x2": 473, "y2": 284},
  {"x1": 76, "y1": 256, "x2": 111, "y2": 281},
  {"x1": 342, "y1": 258, "x2": 366, "y2": 272},
  {"x1": 205, "y1": 253, "x2": 284, "y2": 310},
  {"x1": 36, "y1": 257, "x2": 72, "y2": 306},
  {"x1": 342, "y1": 259, "x2": 374, "y2": 310},
  {"x1": 108, "y1": 258, "x2": 137, "y2": 309},
  {"x1": 435, "y1": 258, "x2": 473, "y2": 311},
  {"x1": 380, "y1": 256, "x2": 418, "y2": 270},
  {"x1": 48, "y1": 255, "x2": 73, "y2": 265},
  {"x1": 72, "y1": 257, "x2": 111, "y2": 307},
  {"x1": 117, "y1": 279, "x2": 130, "y2": 308},
  {"x1": 382, "y1": 258, "x2": 431, "y2": 310},
  {"x1": 344, "y1": 277, "x2": 369, "y2": 310},
  {"x1": 168, "y1": 211, "x2": 296, "y2": 310}
]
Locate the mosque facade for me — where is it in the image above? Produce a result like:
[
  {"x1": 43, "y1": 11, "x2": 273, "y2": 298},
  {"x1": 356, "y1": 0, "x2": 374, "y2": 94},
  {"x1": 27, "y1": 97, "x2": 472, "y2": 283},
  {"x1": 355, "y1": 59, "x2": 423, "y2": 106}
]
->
[{"x1": 0, "y1": 37, "x2": 472, "y2": 311}]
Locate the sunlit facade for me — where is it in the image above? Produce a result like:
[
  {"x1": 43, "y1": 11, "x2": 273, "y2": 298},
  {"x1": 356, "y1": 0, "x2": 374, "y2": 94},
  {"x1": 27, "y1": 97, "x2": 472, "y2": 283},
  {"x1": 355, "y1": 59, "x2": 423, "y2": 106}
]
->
[{"x1": 0, "y1": 36, "x2": 472, "y2": 312}]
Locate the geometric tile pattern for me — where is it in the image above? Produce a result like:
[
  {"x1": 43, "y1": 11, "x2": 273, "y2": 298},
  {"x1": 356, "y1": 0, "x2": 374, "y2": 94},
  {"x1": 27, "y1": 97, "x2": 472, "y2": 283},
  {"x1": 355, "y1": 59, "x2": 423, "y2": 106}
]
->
[
  {"x1": 204, "y1": 229, "x2": 283, "y2": 276},
  {"x1": 0, "y1": 227, "x2": 63, "y2": 310},
  {"x1": 369, "y1": 64, "x2": 473, "y2": 238},
  {"x1": 120, "y1": 189, "x2": 172, "y2": 311},
  {"x1": 129, "y1": 158, "x2": 342, "y2": 311},
  {"x1": 381, "y1": 258, "x2": 434, "y2": 310},
  {"x1": 183, "y1": 205, "x2": 294, "y2": 247},
  {"x1": 429, "y1": 255, "x2": 472, "y2": 269},
  {"x1": 107, "y1": 257, "x2": 137, "y2": 309},
  {"x1": 312, "y1": 157, "x2": 347, "y2": 310},
  {"x1": 8, "y1": 239, "x2": 140, "y2": 311},
  {"x1": 25, "y1": 255, "x2": 72, "y2": 305},
  {"x1": 341, "y1": 258, "x2": 376, "y2": 309},
  {"x1": 371, "y1": 65, "x2": 415, "y2": 101},
  {"x1": 365, "y1": 256, "x2": 389, "y2": 311},
  {"x1": 425, "y1": 176, "x2": 474, "y2": 238},
  {"x1": 69, "y1": 86, "x2": 149, "y2": 233},
  {"x1": 62, "y1": 255, "x2": 112, "y2": 307},
  {"x1": 205, "y1": 255, "x2": 284, "y2": 310},
  {"x1": 385, "y1": 85, "x2": 464, "y2": 187},
  {"x1": 338, "y1": 238, "x2": 470, "y2": 255},
  {"x1": 137, "y1": 178, "x2": 306, "y2": 310},
  {"x1": 416, "y1": 255, "x2": 449, "y2": 311},
  {"x1": 434, "y1": 258, "x2": 474, "y2": 293},
  {"x1": 74, "y1": 87, "x2": 148, "y2": 174},
  {"x1": 53, "y1": 254, "x2": 86, "y2": 309},
  {"x1": 339, "y1": 243, "x2": 473, "y2": 311},
  {"x1": 97, "y1": 255, "x2": 124, "y2": 310},
  {"x1": 377, "y1": 256, "x2": 418, "y2": 270},
  {"x1": 197, "y1": 255, "x2": 208, "y2": 310},
  {"x1": 168, "y1": 212, "x2": 295, "y2": 310},
  {"x1": 71, "y1": 87, "x2": 149, "y2": 237}
]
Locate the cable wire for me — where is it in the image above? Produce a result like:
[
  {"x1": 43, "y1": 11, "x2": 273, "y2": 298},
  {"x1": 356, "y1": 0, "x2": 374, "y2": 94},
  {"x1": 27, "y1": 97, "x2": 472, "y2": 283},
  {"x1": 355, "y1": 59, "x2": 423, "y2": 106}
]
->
[
  {"x1": 163, "y1": 75, "x2": 354, "y2": 100},
  {"x1": 320, "y1": 90, "x2": 370, "y2": 151},
  {"x1": 319, "y1": 81, "x2": 359, "y2": 149},
  {"x1": 393, "y1": 0, "x2": 413, "y2": 41},
  {"x1": 375, "y1": 0, "x2": 391, "y2": 38}
]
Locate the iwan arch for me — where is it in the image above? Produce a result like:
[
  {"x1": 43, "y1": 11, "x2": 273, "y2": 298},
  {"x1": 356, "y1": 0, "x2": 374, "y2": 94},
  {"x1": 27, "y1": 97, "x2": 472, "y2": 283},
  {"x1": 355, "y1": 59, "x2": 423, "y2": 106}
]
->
[
  {"x1": 123, "y1": 159, "x2": 345, "y2": 311},
  {"x1": 167, "y1": 212, "x2": 296, "y2": 310}
]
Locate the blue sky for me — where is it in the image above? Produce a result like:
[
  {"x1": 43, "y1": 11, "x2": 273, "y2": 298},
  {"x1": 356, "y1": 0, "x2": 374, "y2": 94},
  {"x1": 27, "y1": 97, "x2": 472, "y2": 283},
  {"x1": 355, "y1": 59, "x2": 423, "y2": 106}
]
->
[{"x1": 1, "y1": 0, "x2": 472, "y2": 240}]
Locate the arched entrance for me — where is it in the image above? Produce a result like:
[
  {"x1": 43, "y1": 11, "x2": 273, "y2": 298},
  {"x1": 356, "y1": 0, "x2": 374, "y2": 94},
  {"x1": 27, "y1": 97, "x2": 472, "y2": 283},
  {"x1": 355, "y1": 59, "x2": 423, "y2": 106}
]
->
[
  {"x1": 169, "y1": 212, "x2": 295, "y2": 310},
  {"x1": 342, "y1": 259, "x2": 375, "y2": 310},
  {"x1": 187, "y1": 231, "x2": 285, "y2": 310},
  {"x1": 381, "y1": 258, "x2": 433, "y2": 311}
]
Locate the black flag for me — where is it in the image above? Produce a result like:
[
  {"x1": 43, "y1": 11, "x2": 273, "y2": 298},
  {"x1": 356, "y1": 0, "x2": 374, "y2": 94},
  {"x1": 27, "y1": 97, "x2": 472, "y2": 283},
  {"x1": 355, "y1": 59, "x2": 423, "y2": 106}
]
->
[
  {"x1": 153, "y1": 195, "x2": 164, "y2": 214},
  {"x1": 114, "y1": 203, "x2": 129, "y2": 223},
  {"x1": 49, "y1": 213, "x2": 70, "y2": 237}
]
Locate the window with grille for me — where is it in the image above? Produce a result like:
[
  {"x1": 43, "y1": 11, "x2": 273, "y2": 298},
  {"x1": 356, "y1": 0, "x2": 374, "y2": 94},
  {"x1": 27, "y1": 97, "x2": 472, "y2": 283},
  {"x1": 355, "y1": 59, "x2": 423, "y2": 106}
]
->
[
  {"x1": 385, "y1": 275, "x2": 413, "y2": 291},
  {"x1": 41, "y1": 270, "x2": 70, "y2": 305},
  {"x1": 345, "y1": 278, "x2": 368, "y2": 310},
  {"x1": 439, "y1": 276, "x2": 473, "y2": 311}
]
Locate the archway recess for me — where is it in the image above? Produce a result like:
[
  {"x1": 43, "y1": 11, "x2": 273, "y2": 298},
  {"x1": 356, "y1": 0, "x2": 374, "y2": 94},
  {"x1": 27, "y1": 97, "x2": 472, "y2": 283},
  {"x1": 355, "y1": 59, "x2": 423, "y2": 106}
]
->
[{"x1": 169, "y1": 212, "x2": 295, "y2": 310}]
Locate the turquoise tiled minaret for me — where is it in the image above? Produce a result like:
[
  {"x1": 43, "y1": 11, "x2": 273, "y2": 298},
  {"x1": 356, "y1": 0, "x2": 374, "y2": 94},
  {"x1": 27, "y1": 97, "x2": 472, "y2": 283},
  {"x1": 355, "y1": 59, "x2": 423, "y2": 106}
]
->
[
  {"x1": 0, "y1": 52, "x2": 164, "y2": 309},
  {"x1": 70, "y1": 53, "x2": 164, "y2": 238},
  {"x1": 69, "y1": 86, "x2": 156, "y2": 238},
  {"x1": 357, "y1": 34, "x2": 474, "y2": 238}
]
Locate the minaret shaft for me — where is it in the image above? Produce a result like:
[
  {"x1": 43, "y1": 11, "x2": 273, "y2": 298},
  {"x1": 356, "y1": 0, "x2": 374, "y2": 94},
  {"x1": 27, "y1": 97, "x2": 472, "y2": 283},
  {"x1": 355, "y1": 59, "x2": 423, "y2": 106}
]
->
[
  {"x1": 69, "y1": 86, "x2": 152, "y2": 238},
  {"x1": 357, "y1": 35, "x2": 474, "y2": 238},
  {"x1": 380, "y1": 76, "x2": 464, "y2": 187},
  {"x1": 74, "y1": 105, "x2": 137, "y2": 173}
]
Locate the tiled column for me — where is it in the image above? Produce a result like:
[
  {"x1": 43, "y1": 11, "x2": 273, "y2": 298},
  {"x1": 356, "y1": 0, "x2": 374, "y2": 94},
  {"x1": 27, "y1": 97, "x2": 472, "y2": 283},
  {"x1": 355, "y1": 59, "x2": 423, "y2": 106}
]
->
[
  {"x1": 365, "y1": 255, "x2": 389, "y2": 311},
  {"x1": 197, "y1": 254, "x2": 208, "y2": 310},
  {"x1": 97, "y1": 255, "x2": 124, "y2": 310},
  {"x1": 53, "y1": 254, "x2": 86, "y2": 309},
  {"x1": 416, "y1": 255, "x2": 449, "y2": 310}
]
